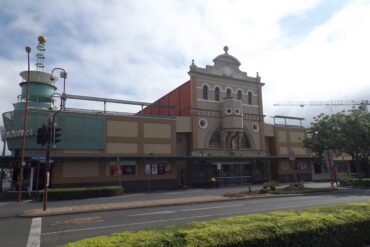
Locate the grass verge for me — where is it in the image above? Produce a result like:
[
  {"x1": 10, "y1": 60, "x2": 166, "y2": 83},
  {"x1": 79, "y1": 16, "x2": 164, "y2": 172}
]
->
[{"x1": 340, "y1": 178, "x2": 370, "y2": 188}]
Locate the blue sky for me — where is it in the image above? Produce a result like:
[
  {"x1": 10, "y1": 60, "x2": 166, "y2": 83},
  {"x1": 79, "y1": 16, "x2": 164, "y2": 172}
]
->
[
  {"x1": 1, "y1": 0, "x2": 370, "y2": 151},
  {"x1": 280, "y1": 0, "x2": 348, "y2": 43}
]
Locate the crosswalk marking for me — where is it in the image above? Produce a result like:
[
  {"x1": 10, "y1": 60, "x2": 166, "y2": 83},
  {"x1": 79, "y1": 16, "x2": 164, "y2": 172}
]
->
[{"x1": 27, "y1": 217, "x2": 42, "y2": 247}]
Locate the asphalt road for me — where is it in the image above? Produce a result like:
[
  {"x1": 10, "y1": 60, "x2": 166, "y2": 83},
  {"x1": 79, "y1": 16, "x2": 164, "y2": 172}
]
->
[{"x1": 1, "y1": 185, "x2": 370, "y2": 246}]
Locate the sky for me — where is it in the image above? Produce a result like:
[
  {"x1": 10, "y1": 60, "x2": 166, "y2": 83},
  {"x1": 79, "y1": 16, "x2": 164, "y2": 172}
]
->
[{"x1": 1, "y1": 0, "x2": 370, "y2": 152}]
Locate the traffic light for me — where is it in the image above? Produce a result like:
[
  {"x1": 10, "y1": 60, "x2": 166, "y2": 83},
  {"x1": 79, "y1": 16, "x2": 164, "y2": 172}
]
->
[
  {"x1": 52, "y1": 125, "x2": 62, "y2": 145},
  {"x1": 36, "y1": 124, "x2": 49, "y2": 146}
]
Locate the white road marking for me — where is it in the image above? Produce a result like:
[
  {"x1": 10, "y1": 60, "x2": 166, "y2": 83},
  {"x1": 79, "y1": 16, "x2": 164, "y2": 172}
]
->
[
  {"x1": 128, "y1": 210, "x2": 176, "y2": 216},
  {"x1": 119, "y1": 193, "x2": 145, "y2": 198},
  {"x1": 42, "y1": 214, "x2": 213, "y2": 236},
  {"x1": 26, "y1": 217, "x2": 42, "y2": 247},
  {"x1": 180, "y1": 204, "x2": 244, "y2": 212},
  {"x1": 128, "y1": 204, "x2": 244, "y2": 216},
  {"x1": 41, "y1": 201, "x2": 369, "y2": 236},
  {"x1": 0, "y1": 202, "x2": 7, "y2": 207}
]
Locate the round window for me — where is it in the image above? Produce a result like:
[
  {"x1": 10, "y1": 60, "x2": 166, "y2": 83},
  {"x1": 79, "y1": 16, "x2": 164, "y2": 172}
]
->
[
  {"x1": 252, "y1": 122, "x2": 259, "y2": 132},
  {"x1": 198, "y1": 118, "x2": 208, "y2": 129},
  {"x1": 225, "y1": 108, "x2": 232, "y2": 115},
  {"x1": 235, "y1": 108, "x2": 241, "y2": 115}
]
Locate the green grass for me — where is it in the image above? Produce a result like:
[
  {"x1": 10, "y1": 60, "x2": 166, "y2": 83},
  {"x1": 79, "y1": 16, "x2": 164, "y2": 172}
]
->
[
  {"x1": 64, "y1": 201, "x2": 370, "y2": 247},
  {"x1": 340, "y1": 178, "x2": 370, "y2": 187}
]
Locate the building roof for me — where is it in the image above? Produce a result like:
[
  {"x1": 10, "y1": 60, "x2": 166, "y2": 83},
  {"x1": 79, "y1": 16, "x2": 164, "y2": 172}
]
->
[
  {"x1": 273, "y1": 115, "x2": 305, "y2": 120},
  {"x1": 213, "y1": 46, "x2": 241, "y2": 67}
]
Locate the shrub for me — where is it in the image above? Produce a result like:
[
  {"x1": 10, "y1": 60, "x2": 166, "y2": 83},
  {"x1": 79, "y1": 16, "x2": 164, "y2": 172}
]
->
[
  {"x1": 339, "y1": 178, "x2": 370, "y2": 187},
  {"x1": 64, "y1": 201, "x2": 370, "y2": 247},
  {"x1": 39, "y1": 186, "x2": 123, "y2": 201},
  {"x1": 263, "y1": 181, "x2": 279, "y2": 190}
]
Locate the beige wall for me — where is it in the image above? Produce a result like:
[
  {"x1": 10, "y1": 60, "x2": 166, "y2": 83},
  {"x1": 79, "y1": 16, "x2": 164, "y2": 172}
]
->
[
  {"x1": 289, "y1": 131, "x2": 304, "y2": 143},
  {"x1": 176, "y1": 117, "x2": 192, "y2": 132},
  {"x1": 104, "y1": 115, "x2": 176, "y2": 156},
  {"x1": 107, "y1": 120, "x2": 138, "y2": 137},
  {"x1": 62, "y1": 162, "x2": 100, "y2": 178},
  {"x1": 52, "y1": 161, "x2": 178, "y2": 185},
  {"x1": 144, "y1": 144, "x2": 172, "y2": 154},
  {"x1": 106, "y1": 143, "x2": 138, "y2": 154},
  {"x1": 264, "y1": 124, "x2": 275, "y2": 137},
  {"x1": 279, "y1": 146, "x2": 288, "y2": 155},
  {"x1": 278, "y1": 130, "x2": 287, "y2": 143},
  {"x1": 274, "y1": 126, "x2": 309, "y2": 157},
  {"x1": 144, "y1": 123, "x2": 171, "y2": 138}
]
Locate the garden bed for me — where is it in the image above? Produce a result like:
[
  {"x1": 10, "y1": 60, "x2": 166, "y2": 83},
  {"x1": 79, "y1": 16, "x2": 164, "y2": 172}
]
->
[{"x1": 64, "y1": 201, "x2": 370, "y2": 247}]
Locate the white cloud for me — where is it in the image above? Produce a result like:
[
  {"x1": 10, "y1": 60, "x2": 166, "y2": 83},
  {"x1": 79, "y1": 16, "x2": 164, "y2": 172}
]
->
[
  {"x1": 1, "y1": 0, "x2": 369, "y2": 152},
  {"x1": 259, "y1": 0, "x2": 370, "y2": 122}
]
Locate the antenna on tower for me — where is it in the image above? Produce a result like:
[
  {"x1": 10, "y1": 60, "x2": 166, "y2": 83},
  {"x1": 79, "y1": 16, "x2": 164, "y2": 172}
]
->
[{"x1": 36, "y1": 35, "x2": 47, "y2": 71}]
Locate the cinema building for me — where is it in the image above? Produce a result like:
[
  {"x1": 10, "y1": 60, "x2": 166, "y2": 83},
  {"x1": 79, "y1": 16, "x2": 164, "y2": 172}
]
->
[{"x1": 1, "y1": 45, "x2": 315, "y2": 192}]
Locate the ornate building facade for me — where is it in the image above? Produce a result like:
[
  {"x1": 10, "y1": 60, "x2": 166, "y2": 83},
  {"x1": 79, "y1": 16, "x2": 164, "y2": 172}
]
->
[{"x1": 1, "y1": 45, "x2": 314, "y2": 192}]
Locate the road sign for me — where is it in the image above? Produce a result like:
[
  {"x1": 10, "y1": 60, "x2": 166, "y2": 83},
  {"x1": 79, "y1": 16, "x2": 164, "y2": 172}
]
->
[{"x1": 288, "y1": 151, "x2": 295, "y2": 161}]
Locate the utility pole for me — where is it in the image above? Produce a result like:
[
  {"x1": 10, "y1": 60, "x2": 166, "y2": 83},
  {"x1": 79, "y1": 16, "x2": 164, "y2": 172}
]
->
[{"x1": 17, "y1": 46, "x2": 31, "y2": 202}]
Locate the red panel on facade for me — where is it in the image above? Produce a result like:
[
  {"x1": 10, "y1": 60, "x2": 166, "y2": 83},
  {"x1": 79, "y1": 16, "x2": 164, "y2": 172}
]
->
[
  {"x1": 140, "y1": 81, "x2": 191, "y2": 117},
  {"x1": 179, "y1": 82, "x2": 191, "y2": 116}
]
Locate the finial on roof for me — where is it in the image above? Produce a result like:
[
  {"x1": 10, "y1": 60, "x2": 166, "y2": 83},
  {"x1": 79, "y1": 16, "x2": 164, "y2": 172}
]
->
[
  {"x1": 223, "y1": 46, "x2": 229, "y2": 54},
  {"x1": 190, "y1": 59, "x2": 197, "y2": 69},
  {"x1": 36, "y1": 35, "x2": 47, "y2": 71}
]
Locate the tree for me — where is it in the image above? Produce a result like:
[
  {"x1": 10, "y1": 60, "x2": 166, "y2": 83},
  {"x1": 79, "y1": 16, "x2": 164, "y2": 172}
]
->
[{"x1": 303, "y1": 109, "x2": 370, "y2": 176}]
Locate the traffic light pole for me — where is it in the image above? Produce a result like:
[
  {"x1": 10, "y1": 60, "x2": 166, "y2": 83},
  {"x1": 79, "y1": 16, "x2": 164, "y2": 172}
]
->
[
  {"x1": 43, "y1": 119, "x2": 52, "y2": 211},
  {"x1": 40, "y1": 69, "x2": 66, "y2": 211},
  {"x1": 42, "y1": 101, "x2": 64, "y2": 211}
]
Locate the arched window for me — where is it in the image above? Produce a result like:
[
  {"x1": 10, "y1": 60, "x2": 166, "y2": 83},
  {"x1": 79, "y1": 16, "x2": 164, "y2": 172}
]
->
[
  {"x1": 215, "y1": 87, "x2": 220, "y2": 101},
  {"x1": 226, "y1": 88, "x2": 232, "y2": 98},
  {"x1": 241, "y1": 133, "x2": 251, "y2": 149},
  {"x1": 237, "y1": 90, "x2": 242, "y2": 100},
  {"x1": 202, "y1": 85, "x2": 208, "y2": 100},
  {"x1": 209, "y1": 129, "x2": 221, "y2": 148},
  {"x1": 247, "y1": 91, "x2": 253, "y2": 105}
]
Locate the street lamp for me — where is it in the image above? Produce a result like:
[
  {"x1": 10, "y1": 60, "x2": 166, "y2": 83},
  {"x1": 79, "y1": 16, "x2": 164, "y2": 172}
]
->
[
  {"x1": 17, "y1": 46, "x2": 31, "y2": 202},
  {"x1": 50, "y1": 68, "x2": 67, "y2": 108}
]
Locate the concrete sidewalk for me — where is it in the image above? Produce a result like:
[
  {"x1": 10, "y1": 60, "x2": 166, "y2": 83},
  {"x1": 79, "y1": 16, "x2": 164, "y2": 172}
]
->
[{"x1": 19, "y1": 193, "x2": 306, "y2": 217}]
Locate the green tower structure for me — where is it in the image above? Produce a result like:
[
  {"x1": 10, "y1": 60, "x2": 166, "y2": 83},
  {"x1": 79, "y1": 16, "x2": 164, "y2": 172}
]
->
[
  {"x1": 14, "y1": 36, "x2": 57, "y2": 111},
  {"x1": 14, "y1": 70, "x2": 57, "y2": 110}
]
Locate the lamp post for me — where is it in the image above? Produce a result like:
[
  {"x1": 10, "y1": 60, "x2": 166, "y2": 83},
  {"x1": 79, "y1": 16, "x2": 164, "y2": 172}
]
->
[
  {"x1": 17, "y1": 47, "x2": 31, "y2": 202},
  {"x1": 42, "y1": 70, "x2": 67, "y2": 211},
  {"x1": 51, "y1": 68, "x2": 67, "y2": 108}
]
